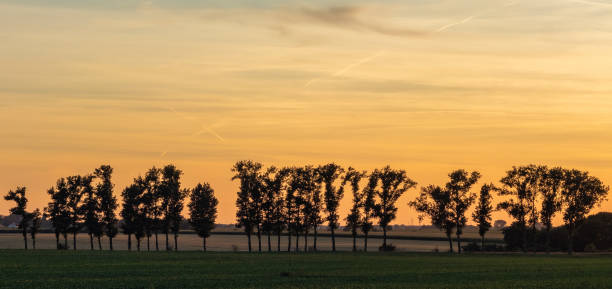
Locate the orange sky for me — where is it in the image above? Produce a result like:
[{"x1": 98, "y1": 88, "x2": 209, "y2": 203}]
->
[{"x1": 1, "y1": 0, "x2": 612, "y2": 226}]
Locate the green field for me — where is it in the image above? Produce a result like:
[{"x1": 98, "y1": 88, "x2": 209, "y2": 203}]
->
[{"x1": 1, "y1": 250, "x2": 611, "y2": 289}]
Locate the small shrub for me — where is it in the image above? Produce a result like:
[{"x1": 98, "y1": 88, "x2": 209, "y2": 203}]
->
[{"x1": 379, "y1": 244, "x2": 396, "y2": 252}]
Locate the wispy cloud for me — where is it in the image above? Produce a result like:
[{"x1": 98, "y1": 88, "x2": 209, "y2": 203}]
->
[{"x1": 284, "y1": 5, "x2": 425, "y2": 37}]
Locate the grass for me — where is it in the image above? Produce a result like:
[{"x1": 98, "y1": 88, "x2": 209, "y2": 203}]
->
[{"x1": 1, "y1": 250, "x2": 611, "y2": 288}]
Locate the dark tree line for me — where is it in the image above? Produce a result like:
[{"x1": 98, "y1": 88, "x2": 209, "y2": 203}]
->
[
  {"x1": 4, "y1": 164, "x2": 217, "y2": 251},
  {"x1": 411, "y1": 166, "x2": 608, "y2": 255},
  {"x1": 232, "y1": 161, "x2": 417, "y2": 252},
  {"x1": 4, "y1": 162, "x2": 608, "y2": 254}
]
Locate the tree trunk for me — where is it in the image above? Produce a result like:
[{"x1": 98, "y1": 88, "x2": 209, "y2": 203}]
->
[
  {"x1": 287, "y1": 231, "x2": 291, "y2": 252},
  {"x1": 64, "y1": 233, "x2": 68, "y2": 249},
  {"x1": 203, "y1": 237, "x2": 207, "y2": 252},
  {"x1": 32, "y1": 235, "x2": 36, "y2": 250},
  {"x1": 304, "y1": 230, "x2": 308, "y2": 252},
  {"x1": 314, "y1": 225, "x2": 318, "y2": 252},
  {"x1": 447, "y1": 232, "x2": 453, "y2": 253},
  {"x1": 257, "y1": 226, "x2": 262, "y2": 252},
  {"x1": 127, "y1": 234, "x2": 132, "y2": 251},
  {"x1": 457, "y1": 232, "x2": 462, "y2": 254},
  {"x1": 568, "y1": 223, "x2": 574, "y2": 255},
  {"x1": 22, "y1": 231, "x2": 28, "y2": 250},
  {"x1": 110, "y1": 237, "x2": 114, "y2": 251},
  {"x1": 352, "y1": 230, "x2": 357, "y2": 252},
  {"x1": 137, "y1": 238, "x2": 141, "y2": 251},
  {"x1": 521, "y1": 225, "x2": 527, "y2": 253},
  {"x1": 174, "y1": 233, "x2": 178, "y2": 251},
  {"x1": 247, "y1": 232, "x2": 252, "y2": 253},
  {"x1": 98, "y1": 236, "x2": 102, "y2": 251},
  {"x1": 383, "y1": 226, "x2": 387, "y2": 250},
  {"x1": 331, "y1": 226, "x2": 336, "y2": 252},
  {"x1": 147, "y1": 235, "x2": 150, "y2": 251},
  {"x1": 155, "y1": 232, "x2": 159, "y2": 251},
  {"x1": 55, "y1": 232, "x2": 59, "y2": 250},
  {"x1": 90, "y1": 233, "x2": 94, "y2": 250},
  {"x1": 165, "y1": 233, "x2": 169, "y2": 251},
  {"x1": 545, "y1": 226, "x2": 551, "y2": 254},
  {"x1": 277, "y1": 231, "x2": 281, "y2": 252},
  {"x1": 481, "y1": 235, "x2": 485, "y2": 251},
  {"x1": 73, "y1": 232, "x2": 77, "y2": 251},
  {"x1": 295, "y1": 232, "x2": 300, "y2": 252},
  {"x1": 364, "y1": 231, "x2": 368, "y2": 252},
  {"x1": 267, "y1": 232, "x2": 272, "y2": 252}
]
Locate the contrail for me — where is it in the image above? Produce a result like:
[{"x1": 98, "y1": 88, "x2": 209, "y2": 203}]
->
[
  {"x1": 303, "y1": 50, "x2": 386, "y2": 88},
  {"x1": 435, "y1": 1, "x2": 518, "y2": 33},
  {"x1": 159, "y1": 107, "x2": 225, "y2": 158},
  {"x1": 435, "y1": 16, "x2": 475, "y2": 33},
  {"x1": 571, "y1": 0, "x2": 612, "y2": 7},
  {"x1": 303, "y1": 1, "x2": 517, "y2": 88}
]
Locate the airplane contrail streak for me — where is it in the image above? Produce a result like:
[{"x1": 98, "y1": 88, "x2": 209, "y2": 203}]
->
[
  {"x1": 435, "y1": 16, "x2": 474, "y2": 33},
  {"x1": 435, "y1": 1, "x2": 518, "y2": 33},
  {"x1": 303, "y1": 50, "x2": 386, "y2": 88},
  {"x1": 571, "y1": 0, "x2": 612, "y2": 7},
  {"x1": 159, "y1": 107, "x2": 226, "y2": 158}
]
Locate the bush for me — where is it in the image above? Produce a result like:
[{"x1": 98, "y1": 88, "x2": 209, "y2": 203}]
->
[
  {"x1": 501, "y1": 213, "x2": 612, "y2": 252},
  {"x1": 379, "y1": 244, "x2": 396, "y2": 252}
]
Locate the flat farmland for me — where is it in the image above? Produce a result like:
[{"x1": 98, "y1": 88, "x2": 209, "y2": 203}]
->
[{"x1": 1, "y1": 250, "x2": 611, "y2": 288}]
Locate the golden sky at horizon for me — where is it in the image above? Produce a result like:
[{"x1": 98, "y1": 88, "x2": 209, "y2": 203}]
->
[{"x1": 1, "y1": 0, "x2": 612, "y2": 226}]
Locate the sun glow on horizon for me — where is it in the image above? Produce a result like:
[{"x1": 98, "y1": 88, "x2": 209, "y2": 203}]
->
[{"x1": 1, "y1": 0, "x2": 612, "y2": 226}]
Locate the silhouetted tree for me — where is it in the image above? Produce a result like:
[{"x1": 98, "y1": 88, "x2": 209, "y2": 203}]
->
[
  {"x1": 95, "y1": 165, "x2": 118, "y2": 251},
  {"x1": 446, "y1": 169, "x2": 480, "y2": 253},
  {"x1": 140, "y1": 168, "x2": 161, "y2": 251},
  {"x1": 30, "y1": 209, "x2": 42, "y2": 250},
  {"x1": 410, "y1": 185, "x2": 455, "y2": 253},
  {"x1": 46, "y1": 178, "x2": 71, "y2": 249},
  {"x1": 287, "y1": 167, "x2": 308, "y2": 252},
  {"x1": 170, "y1": 188, "x2": 188, "y2": 251},
  {"x1": 4, "y1": 187, "x2": 31, "y2": 250},
  {"x1": 285, "y1": 167, "x2": 299, "y2": 252},
  {"x1": 319, "y1": 163, "x2": 345, "y2": 252},
  {"x1": 472, "y1": 183, "x2": 494, "y2": 249},
  {"x1": 261, "y1": 166, "x2": 289, "y2": 252},
  {"x1": 66, "y1": 175, "x2": 89, "y2": 251},
  {"x1": 299, "y1": 166, "x2": 322, "y2": 252},
  {"x1": 497, "y1": 165, "x2": 539, "y2": 252},
  {"x1": 160, "y1": 165, "x2": 182, "y2": 251},
  {"x1": 344, "y1": 167, "x2": 366, "y2": 252},
  {"x1": 374, "y1": 166, "x2": 417, "y2": 250},
  {"x1": 83, "y1": 175, "x2": 102, "y2": 250},
  {"x1": 121, "y1": 183, "x2": 144, "y2": 251},
  {"x1": 232, "y1": 160, "x2": 263, "y2": 253},
  {"x1": 189, "y1": 183, "x2": 218, "y2": 251},
  {"x1": 561, "y1": 169, "x2": 608, "y2": 255},
  {"x1": 538, "y1": 166, "x2": 564, "y2": 253},
  {"x1": 361, "y1": 172, "x2": 378, "y2": 252}
]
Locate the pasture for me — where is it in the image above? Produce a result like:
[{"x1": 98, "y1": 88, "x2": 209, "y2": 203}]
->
[{"x1": 1, "y1": 250, "x2": 611, "y2": 288}]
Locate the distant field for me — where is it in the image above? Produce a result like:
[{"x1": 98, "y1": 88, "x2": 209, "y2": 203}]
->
[
  {"x1": 0, "y1": 227, "x2": 503, "y2": 252},
  {"x1": 1, "y1": 250, "x2": 611, "y2": 288}
]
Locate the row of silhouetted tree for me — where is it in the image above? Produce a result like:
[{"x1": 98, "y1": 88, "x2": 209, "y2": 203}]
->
[
  {"x1": 4, "y1": 164, "x2": 218, "y2": 251},
  {"x1": 5, "y1": 162, "x2": 608, "y2": 254},
  {"x1": 232, "y1": 161, "x2": 417, "y2": 253},
  {"x1": 232, "y1": 161, "x2": 608, "y2": 255}
]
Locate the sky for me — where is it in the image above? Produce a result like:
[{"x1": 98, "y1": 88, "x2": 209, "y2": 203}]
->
[{"x1": 1, "y1": 0, "x2": 612, "y2": 226}]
